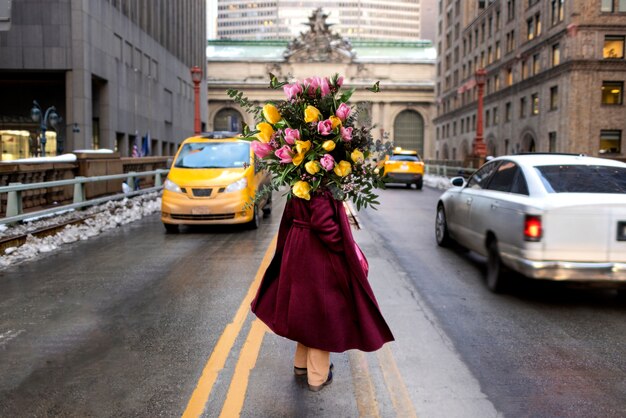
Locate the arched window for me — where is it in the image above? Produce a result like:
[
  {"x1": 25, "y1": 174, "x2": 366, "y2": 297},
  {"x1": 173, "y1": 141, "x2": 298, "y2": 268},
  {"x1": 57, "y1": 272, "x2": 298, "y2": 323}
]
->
[
  {"x1": 393, "y1": 110, "x2": 425, "y2": 155},
  {"x1": 214, "y1": 108, "x2": 243, "y2": 133}
]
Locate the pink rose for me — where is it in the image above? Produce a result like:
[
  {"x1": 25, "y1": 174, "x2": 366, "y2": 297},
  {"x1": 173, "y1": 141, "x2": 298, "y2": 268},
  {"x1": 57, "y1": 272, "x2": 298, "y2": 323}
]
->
[
  {"x1": 274, "y1": 145, "x2": 293, "y2": 163},
  {"x1": 251, "y1": 141, "x2": 273, "y2": 159},
  {"x1": 305, "y1": 76, "x2": 321, "y2": 96},
  {"x1": 283, "y1": 83, "x2": 302, "y2": 100},
  {"x1": 340, "y1": 126, "x2": 353, "y2": 141},
  {"x1": 336, "y1": 103, "x2": 351, "y2": 121},
  {"x1": 283, "y1": 128, "x2": 300, "y2": 144},
  {"x1": 320, "y1": 77, "x2": 331, "y2": 96},
  {"x1": 320, "y1": 154, "x2": 335, "y2": 171},
  {"x1": 336, "y1": 76, "x2": 344, "y2": 88},
  {"x1": 317, "y1": 119, "x2": 333, "y2": 136}
]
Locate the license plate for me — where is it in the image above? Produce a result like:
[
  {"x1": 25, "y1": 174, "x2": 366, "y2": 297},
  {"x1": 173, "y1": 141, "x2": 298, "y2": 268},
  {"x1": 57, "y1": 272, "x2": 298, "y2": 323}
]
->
[
  {"x1": 618, "y1": 221, "x2": 626, "y2": 241},
  {"x1": 401, "y1": 164, "x2": 408, "y2": 170},
  {"x1": 192, "y1": 207, "x2": 211, "y2": 215}
]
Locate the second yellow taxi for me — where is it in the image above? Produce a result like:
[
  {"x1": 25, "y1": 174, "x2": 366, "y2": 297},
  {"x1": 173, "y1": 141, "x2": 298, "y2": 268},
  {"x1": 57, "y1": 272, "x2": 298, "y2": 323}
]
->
[{"x1": 381, "y1": 148, "x2": 425, "y2": 190}]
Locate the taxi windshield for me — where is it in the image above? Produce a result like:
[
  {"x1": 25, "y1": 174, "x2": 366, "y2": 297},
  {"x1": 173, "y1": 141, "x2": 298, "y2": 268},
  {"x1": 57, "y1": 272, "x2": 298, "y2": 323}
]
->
[
  {"x1": 174, "y1": 142, "x2": 250, "y2": 169},
  {"x1": 390, "y1": 155, "x2": 419, "y2": 162}
]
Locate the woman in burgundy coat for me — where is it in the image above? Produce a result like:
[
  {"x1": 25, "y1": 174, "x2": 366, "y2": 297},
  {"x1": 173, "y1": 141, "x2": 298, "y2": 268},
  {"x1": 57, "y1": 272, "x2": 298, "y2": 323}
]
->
[{"x1": 251, "y1": 190, "x2": 394, "y2": 391}]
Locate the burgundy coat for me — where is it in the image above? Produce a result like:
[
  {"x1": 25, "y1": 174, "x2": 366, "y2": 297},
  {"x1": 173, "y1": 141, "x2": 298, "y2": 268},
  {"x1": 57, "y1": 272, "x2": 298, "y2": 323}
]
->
[{"x1": 251, "y1": 191, "x2": 394, "y2": 352}]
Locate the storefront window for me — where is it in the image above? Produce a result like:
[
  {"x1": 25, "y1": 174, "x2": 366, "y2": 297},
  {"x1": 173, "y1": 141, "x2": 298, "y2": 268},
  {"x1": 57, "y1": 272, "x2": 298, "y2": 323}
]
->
[
  {"x1": 603, "y1": 36, "x2": 625, "y2": 59},
  {"x1": 0, "y1": 130, "x2": 57, "y2": 161}
]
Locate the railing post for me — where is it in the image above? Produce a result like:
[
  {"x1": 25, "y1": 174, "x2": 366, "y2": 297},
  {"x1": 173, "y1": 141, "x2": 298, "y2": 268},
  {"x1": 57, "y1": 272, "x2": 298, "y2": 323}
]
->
[
  {"x1": 73, "y1": 177, "x2": 86, "y2": 204},
  {"x1": 6, "y1": 183, "x2": 23, "y2": 217},
  {"x1": 127, "y1": 172, "x2": 136, "y2": 191},
  {"x1": 154, "y1": 170, "x2": 163, "y2": 187}
]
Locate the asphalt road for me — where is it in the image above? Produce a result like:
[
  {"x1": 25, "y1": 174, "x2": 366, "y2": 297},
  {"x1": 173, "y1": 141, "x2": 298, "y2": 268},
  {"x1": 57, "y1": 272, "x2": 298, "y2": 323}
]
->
[{"x1": 0, "y1": 185, "x2": 624, "y2": 417}]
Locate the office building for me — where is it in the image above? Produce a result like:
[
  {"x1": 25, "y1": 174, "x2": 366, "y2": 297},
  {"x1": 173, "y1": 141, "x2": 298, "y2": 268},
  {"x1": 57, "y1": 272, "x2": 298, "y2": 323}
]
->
[
  {"x1": 0, "y1": 0, "x2": 207, "y2": 160},
  {"x1": 434, "y1": 0, "x2": 626, "y2": 161}
]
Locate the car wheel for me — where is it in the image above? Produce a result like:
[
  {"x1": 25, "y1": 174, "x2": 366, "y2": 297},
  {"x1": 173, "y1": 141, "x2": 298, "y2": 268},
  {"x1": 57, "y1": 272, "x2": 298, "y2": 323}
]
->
[
  {"x1": 435, "y1": 205, "x2": 452, "y2": 247},
  {"x1": 405, "y1": 183, "x2": 412, "y2": 189},
  {"x1": 163, "y1": 223, "x2": 179, "y2": 234},
  {"x1": 262, "y1": 194, "x2": 272, "y2": 217},
  {"x1": 416, "y1": 179, "x2": 423, "y2": 190},
  {"x1": 486, "y1": 239, "x2": 508, "y2": 293},
  {"x1": 247, "y1": 204, "x2": 261, "y2": 230}
]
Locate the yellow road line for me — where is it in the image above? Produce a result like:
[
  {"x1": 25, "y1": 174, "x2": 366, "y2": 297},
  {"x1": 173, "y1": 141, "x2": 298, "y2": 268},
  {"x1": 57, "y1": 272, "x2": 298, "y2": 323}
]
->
[
  {"x1": 349, "y1": 350, "x2": 381, "y2": 418},
  {"x1": 218, "y1": 319, "x2": 268, "y2": 418},
  {"x1": 181, "y1": 235, "x2": 277, "y2": 418},
  {"x1": 377, "y1": 345, "x2": 418, "y2": 418}
]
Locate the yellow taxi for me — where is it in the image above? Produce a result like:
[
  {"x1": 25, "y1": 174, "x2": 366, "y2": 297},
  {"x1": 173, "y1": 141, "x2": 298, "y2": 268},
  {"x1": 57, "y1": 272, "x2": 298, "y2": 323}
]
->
[
  {"x1": 161, "y1": 132, "x2": 271, "y2": 232},
  {"x1": 381, "y1": 148, "x2": 425, "y2": 189}
]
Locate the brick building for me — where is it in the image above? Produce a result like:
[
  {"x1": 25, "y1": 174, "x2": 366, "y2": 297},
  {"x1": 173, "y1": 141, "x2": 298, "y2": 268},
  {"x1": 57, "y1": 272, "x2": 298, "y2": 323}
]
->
[{"x1": 434, "y1": 0, "x2": 626, "y2": 161}]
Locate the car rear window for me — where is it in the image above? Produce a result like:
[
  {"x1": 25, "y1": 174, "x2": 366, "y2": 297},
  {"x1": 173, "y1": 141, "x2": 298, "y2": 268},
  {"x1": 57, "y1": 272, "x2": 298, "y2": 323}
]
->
[
  {"x1": 535, "y1": 164, "x2": 626, "y2": 193},
  {"x1": 390, "y1": 155, "x2": 420, "y2": 162},
  {"x1": 174, "y1": 142, "x2": 250, "y2": 169}
]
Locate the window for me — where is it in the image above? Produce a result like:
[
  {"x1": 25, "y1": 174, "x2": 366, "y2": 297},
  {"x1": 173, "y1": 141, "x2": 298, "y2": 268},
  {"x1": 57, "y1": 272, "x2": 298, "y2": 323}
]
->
[
  {"x1": 551, "y1": 0, "x2": 564, "y2": 24},
  {"x1": 550, "y1": 86, "x2": 559, "y2": 110},
  {"x1": 486, "y1": 110, "x2": 491, "y2": 127},
  {"x1": 604, "y1": 36, "x2": 625, "y2": 59},
  {"x1": 620, "y1": 0, "x2": 626, "y2": 12},
  {"x1": 533, "y1": 53, "x2": 541, "y2": 75},
  {"x1": 536, "y1": 165, "x2": 626, "y2": 193},
  {"x1": 601, "y1": 0, "x2": 614, "y2": 12},
  {"x1": 505, "y1": 102, "x2": 512, "y2": 122},
  {"x1": 487, "y1": 161, "x2": 528, "y2": 195},
  {"x1": 520, "y1": 97, "x2": 527, "y2": 118},
  {"x1": 507, "y1": 68, "x2": 513, "y2": 86},
  {"x1": 552, "y1": 43, "x2": 560, "y2": 66},
  {"x1": 467, "y1": 161, "x2": 500, "y2": 189},
  {"x1": 493, "y1": 107, "x2": 499, "y2": 125},
  {"x1": 601, "y1": 81, "x2": 624, "y2": 105},
  {"x1": 495, "y1": 41, "x2": 501, "y2": 60},
  {"x1": 522, "y1": 59, "x2": 529, "y2": 79},
  {"x1": 599, "y1": 130, "x2": 622, "y2": 154},
  {"x1": 549, "y1": 132, "x2": 557, "y2": 152},
  {"x1": 527, "y1": 18, "x2": 535, "y2": 40},
  {"x1": 531, "y1": 93, "x2": 539, "y2": 115},
  {"x1": 507, "y1": 0, "x2": 516, "y2": 21}
]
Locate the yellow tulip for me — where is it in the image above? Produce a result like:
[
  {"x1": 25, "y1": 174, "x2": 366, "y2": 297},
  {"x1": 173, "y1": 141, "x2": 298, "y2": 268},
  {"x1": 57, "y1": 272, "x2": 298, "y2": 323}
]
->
[
  {"x1": 256, "y1": 122, "x2": 275, "y2": 143},
  {"x1": 329, "y1": 115, "x2": 342, "y2": 129},
  {"x1": 304, "y1": 105, "x2": 322, "y2": 123},
  {"x1": 295, "y1": 140, "x2": 312, "y2": 154},
  {"x1": 333, "y1": 160, "x2": 352, "y2": 177},
  {"x1": 322, "y1": 140, "x2": 336, "y2": 151},
  {"x1": 262, "y1": 103, "x2": 282, "y2": 124},
  {"x1": 351, "y1": 149, "x2": 365, "y2": 163},
  {"x1": 292, "y1": 181, "x2": 311, "y2": 200},
  {"x1": 305, "y1": 160, "x2": 321, "y2": 174},
  {"x1": 292, "y1": 152, "x2": 305, "y2": 166}
]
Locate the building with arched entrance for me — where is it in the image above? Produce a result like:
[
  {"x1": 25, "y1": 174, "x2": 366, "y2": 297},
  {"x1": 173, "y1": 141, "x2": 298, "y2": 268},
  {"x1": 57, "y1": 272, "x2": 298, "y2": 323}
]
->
[{"x1": 206, "y1": 10, "x2": 437, "y2": 159}]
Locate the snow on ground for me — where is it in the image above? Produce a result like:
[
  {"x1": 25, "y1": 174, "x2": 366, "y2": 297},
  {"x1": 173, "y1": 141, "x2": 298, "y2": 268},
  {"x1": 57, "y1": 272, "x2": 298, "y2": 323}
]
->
[
  {"x1": 424, "y1": 174, "x2": 453, "y2": 190},
  {"x1": 0, "y1": 193, "x2": 161, "y2": 269}
]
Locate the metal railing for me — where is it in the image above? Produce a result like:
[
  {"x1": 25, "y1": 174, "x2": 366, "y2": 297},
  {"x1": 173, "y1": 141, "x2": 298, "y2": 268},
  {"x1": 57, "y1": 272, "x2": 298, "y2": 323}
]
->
[
  {"x1": 425, "y1": 164, "x2": 476, "y2": 179},
  {"x1": 0, "y1": 169, "x2": 169, "y2": 225}
]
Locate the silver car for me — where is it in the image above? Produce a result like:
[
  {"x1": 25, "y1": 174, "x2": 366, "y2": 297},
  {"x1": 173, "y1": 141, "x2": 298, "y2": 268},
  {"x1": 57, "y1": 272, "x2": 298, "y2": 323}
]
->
[{"x1": 435, "y1": 154, "x2": 626, "y2": 293}]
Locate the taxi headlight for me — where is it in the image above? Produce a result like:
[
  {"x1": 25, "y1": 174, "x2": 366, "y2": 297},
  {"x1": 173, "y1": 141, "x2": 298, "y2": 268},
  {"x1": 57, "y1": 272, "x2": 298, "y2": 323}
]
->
[
  {"x1": 164, "y1": 178, "x2": 183, "y2": 193},
  {"x1": 225, "y1": 177, "x2": 248, "y2": 193}
]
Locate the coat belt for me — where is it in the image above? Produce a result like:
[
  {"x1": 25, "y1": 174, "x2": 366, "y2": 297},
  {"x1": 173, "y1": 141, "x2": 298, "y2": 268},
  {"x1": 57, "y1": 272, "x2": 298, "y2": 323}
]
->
[{"x1": 293, "y1": 219, "x2": 311, "y2": 229}]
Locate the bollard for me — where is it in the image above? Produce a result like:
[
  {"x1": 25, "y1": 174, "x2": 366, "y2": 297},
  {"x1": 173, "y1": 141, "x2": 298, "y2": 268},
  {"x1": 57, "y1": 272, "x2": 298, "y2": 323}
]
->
[
  {"x1": 73, "y1": 177, "x2": 86, "y2": 204},
  {"x1": 6, "y1": 183, "x2": 23, "y2": 217}
]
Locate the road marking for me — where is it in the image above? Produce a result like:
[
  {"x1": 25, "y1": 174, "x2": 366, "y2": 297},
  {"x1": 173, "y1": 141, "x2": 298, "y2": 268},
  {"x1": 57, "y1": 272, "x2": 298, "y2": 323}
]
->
[
  {"x1": 181, "y1": 235, "x2": 277, "y2": 418},
  {"x1": 377, "y1": 345, "x2": 418, "y2": 418},
  {"x1": 219, "y1": 319, "x2": 267, "y2": 418},
  {"x1": 0, "y1": 329, "x2": 25, "y2": 348},
  {"x1": 349, "y1": 350, "x2": 381, "y2": 418}
]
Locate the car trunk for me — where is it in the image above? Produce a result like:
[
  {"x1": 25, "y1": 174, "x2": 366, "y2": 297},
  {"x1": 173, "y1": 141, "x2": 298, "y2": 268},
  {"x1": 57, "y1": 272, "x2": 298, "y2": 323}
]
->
[{"x1": 542, "y1": 194, "x2": 626, "y2": 263}]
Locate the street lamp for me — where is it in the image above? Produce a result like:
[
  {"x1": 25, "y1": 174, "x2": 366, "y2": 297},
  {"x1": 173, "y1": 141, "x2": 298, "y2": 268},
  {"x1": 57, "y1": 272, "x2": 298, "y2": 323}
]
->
[
  {"x1": 190, "y1": 65, "x2": 203, "y2": 135},
  {"x1": 30, "y1": 100, "x2": 60, "y2": 157},
  {"x1": 473, "y1": 68, "x2": 487, "y2": 161}
]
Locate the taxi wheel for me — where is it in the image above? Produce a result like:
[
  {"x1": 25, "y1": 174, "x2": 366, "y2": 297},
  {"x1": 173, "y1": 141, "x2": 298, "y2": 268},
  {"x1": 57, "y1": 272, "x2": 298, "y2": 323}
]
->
[
  {"x1": 248, "y1": 204, "x2": 262, "y2": 230},
  {"x1": 163, "y1": 223, "x2": 179, "y2": 234},
  {"x1": 405, "y1": 183, "x2": 412, "y2": 189},
  {"x1": 486, "y1": 239, "x2": 509, "y2": 293},
  {"x1": 415, "y1": 179, "x2": 423, "y2": 190},
  {"x1": 262, "y1": 194, "x2": 272, "y2": 217}
]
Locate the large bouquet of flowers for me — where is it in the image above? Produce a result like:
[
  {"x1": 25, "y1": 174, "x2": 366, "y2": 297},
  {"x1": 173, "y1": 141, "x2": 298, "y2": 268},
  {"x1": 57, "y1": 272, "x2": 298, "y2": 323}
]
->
[{"x1": 228, "y1": 74, "x2": 389, "y2": 210}]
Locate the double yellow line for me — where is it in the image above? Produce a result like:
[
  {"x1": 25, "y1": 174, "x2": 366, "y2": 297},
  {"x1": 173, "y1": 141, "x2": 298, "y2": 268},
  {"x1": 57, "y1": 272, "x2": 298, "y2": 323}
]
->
[{"x1": 181, "y1": 234, "x2": 417, "y2": 418}]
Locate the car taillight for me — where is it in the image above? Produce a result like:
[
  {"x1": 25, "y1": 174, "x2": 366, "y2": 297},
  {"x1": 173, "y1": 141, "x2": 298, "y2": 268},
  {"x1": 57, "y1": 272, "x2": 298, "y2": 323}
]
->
[{"x1": 524, "y1": 215, "x2": 542, "y2": 241}]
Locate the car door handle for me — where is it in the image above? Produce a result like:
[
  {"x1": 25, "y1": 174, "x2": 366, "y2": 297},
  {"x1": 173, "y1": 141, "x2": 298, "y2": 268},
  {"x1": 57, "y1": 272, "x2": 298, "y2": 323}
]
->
[{"x1": 466, "y1": 198, "x2": 472, "y2": 205}]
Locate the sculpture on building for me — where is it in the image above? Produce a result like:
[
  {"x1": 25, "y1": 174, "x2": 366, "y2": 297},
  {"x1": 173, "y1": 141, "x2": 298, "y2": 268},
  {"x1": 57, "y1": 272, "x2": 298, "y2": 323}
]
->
[{"x1": 284, "y1": 8, "x2": 356, "y2": 63}]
